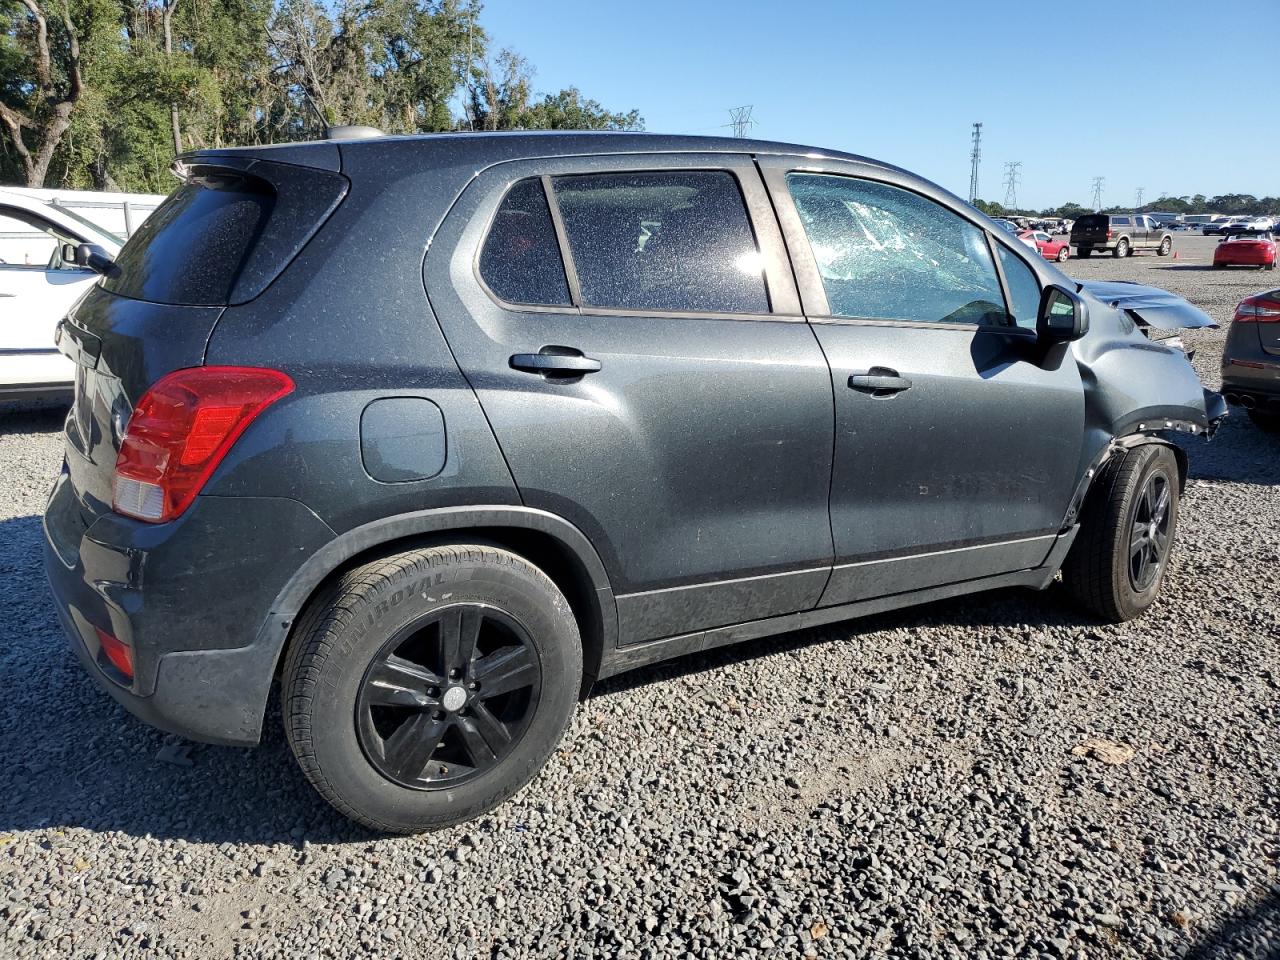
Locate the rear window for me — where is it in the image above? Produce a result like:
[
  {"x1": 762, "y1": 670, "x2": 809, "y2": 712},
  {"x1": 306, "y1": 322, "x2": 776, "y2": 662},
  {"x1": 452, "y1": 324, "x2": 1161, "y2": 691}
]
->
[
  {"x1": 1074, "y1": 215, "x2": 1107, "y2": 230},
  {"x1": 103, "y1": 162, "x2": 347, "y2": 306}
]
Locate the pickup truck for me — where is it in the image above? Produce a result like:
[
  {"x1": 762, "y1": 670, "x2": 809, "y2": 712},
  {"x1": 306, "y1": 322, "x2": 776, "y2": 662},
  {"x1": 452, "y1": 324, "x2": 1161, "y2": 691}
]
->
[{"x1": 1072, "y1": 214, "x2": 1173, "y2": 259}]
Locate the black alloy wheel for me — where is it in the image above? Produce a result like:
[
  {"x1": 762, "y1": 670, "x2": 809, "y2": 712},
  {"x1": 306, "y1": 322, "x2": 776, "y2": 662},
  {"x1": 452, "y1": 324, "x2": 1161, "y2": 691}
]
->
[
  {"x1": 355, "y1": 603, "x2": 542, "y2": 790},
  {"x1": 1128, "y1": 472, "x2": 1172, "y2": 592}
]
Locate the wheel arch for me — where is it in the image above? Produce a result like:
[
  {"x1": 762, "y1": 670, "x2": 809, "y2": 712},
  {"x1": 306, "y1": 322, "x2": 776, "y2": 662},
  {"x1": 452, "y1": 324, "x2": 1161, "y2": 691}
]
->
[
  {"x1": 1062, "y1": 432, "x2": 1188, "y2": 530},
  {"x1": 264, "y1": 506, "x2": 619, "y2": 706}
]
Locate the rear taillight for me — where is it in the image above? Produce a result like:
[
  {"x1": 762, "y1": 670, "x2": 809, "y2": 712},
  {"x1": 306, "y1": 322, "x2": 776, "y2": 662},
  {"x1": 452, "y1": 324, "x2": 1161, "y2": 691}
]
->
[
  {"x1": 1106, "y1": 230, "x2": 1114, "y2": 239},
  {"x1": 113, "y1": 366, "x2": 294, "y2": 522},
  {"x1": 1234, "y1": 297, "x2": 1280, "y2": 323},
  {"x1": 94, "y1": 626, "x2": 134, "y2": 680}
]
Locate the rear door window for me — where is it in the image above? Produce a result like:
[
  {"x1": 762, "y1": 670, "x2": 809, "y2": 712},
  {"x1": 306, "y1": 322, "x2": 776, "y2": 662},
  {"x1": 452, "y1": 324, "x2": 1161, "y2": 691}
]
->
[
  {"x1": 1113, "y1": 217, "x2": 1131, "y2": 226},
  {"x1": 478, "y1": 179, "x2": 571, "y2": 306},
  {"x1": 786, "y1": 172, "x2": 1008, "y2": 325},
  {"x1": 551, "y1": 170, "x2": 769, "y2": 314}
]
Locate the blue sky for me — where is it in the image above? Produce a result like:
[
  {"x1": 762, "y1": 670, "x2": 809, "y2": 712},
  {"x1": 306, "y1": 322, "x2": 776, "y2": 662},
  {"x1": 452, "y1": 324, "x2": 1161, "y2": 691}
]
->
[{"x1": 481, "y1": 0, "x2": 1278, "y2": 211}]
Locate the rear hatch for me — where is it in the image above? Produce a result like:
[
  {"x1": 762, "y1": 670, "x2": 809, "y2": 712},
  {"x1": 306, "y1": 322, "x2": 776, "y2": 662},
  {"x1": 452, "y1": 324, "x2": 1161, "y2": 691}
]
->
[
  {"x1": 1071, "y1": 214, "x2": 1110, "y2": 246},
  {"x1": 57, "y1": 151, "x2": 348, "y2": 517}
]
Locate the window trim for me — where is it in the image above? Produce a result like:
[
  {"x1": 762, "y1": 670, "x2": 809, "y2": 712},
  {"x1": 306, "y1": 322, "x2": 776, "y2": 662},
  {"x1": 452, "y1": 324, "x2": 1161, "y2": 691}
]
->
[{"x1": 467, "y1": 155, "x2": 802, "y2": 322}]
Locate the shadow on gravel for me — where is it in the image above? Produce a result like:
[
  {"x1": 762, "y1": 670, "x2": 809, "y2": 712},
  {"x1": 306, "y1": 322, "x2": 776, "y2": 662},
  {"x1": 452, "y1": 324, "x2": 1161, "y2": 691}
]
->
[
  {"x1": 1175, "y1": 416, "x2": 1280, "y2": 486},
  {"x1": 1184, "y1": 889, "x2": 1280, "y2": 960},
  {"x1": 0, "y1": 509, "x2": 364, "y2": 846},
  {"x1": 0, "y1": 403, "x2": 67, "y2": 436},
  {"x1": 592, "y1": 583, "x2": 1089, "y2": 700}
]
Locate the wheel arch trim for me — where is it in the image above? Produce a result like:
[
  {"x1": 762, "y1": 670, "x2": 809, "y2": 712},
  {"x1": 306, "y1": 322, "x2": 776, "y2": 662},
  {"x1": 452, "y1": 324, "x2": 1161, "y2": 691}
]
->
[
  {"x1": 261, "y1": 505, "x2": 619, "y2": 684},
  {"x1": 1062, "y1": 432, "x2": 1188, "y2": 529}
]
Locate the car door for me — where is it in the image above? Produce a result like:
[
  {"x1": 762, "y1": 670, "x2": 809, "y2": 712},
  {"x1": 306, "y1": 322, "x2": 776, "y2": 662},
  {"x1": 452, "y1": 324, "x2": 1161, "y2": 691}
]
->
[
  {"x1": 757, "y1": 156, "x2": 1085, "y2": 606},
  {"x1": 425, "y1": 154, "x2": 836, "y2": 645},
  {"x1": 0, "y1": 207, "x2": 96, "y2": 383}
]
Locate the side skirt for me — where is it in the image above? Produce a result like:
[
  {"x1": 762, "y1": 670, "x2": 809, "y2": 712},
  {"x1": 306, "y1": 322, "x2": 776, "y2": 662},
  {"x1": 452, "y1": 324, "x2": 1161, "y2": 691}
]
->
[{"x1": 596, "y1": 526, "x2": 1078, "y2": 681}]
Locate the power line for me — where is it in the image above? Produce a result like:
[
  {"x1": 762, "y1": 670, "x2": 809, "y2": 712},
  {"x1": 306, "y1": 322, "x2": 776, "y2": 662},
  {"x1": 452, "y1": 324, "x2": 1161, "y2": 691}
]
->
[
  {"x1": 968, "y1": 122, "x2": 982, "y2": 204},
  {"x1": 1091, "y1": 176, "x2": 1105, "y2": 212},
  {"x1": 726, "y1": 105, "x2": 755, "y2": 138},
  {"x1": 1002, "y1": 161, "x2": 1021, "y2": 210}
]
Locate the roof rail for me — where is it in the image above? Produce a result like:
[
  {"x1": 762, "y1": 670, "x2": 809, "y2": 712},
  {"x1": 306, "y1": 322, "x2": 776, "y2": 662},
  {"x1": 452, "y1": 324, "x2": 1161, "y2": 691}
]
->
[{"x1": 325, "y1": 125, "x2": 384, "y2": 141}]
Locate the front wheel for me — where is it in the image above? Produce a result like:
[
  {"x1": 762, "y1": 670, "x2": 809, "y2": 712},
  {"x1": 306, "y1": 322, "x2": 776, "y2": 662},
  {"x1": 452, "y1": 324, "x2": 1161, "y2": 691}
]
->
[
  {"x1": 283, "y1": 544, "x2": 582, "y2": 833},
  {"x1": 1157, "y1": 237, "x2": 1172, "y2": 256},
  {"x1": 1113, "y1": 239, "x2": 1130, "y2": 258},
  {"x1": 1061, "y1": 444, "x2": 1180, "y2": 622},
  {"x1": 1056, "y1": 246, "x2": 1070, "y2": 262}
]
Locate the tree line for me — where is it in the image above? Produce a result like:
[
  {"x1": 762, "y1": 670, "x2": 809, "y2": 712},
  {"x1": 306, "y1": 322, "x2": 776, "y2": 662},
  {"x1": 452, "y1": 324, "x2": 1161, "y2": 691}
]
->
[
  {"x1": 1, "y1": 0, "x2": 643, "y2": 191},
  {"x1": 976, "y1": 194, "x2": 1280, "y2": 220}
]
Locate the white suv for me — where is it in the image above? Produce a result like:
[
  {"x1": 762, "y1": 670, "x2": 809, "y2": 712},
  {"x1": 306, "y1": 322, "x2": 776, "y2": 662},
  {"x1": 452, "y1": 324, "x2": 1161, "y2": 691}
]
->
[{"x1": 0, "y1": 190, "x2": 123, "y2": 402}]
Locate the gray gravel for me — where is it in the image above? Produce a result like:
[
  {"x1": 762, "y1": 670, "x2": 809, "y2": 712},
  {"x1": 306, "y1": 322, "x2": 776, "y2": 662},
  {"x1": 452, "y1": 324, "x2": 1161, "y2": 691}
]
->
[{"x1": 2, "y1": 235, "x2": 1277, "y2": 958}]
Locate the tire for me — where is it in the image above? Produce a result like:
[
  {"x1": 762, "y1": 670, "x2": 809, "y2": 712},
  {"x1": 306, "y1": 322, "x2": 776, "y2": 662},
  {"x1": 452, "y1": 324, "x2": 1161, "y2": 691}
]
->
[
  {"x1": 1157, "y1": 237, "x2": 1172, "y2": 256},
  {"x1": 1061, "y1": 444, "x2": 1180, "y2": 623},
  {"x1": 1056, "y1": 246, "x2": 1070, "y2": 262},
  {"x1": 1266, "y1": 263, "x2": 1276, "y2": 271},
  {"x1": 1248, "y1": 409, "x2": 1280, "y2": 432},
  {"x1": 1213, "y1": 262, "x2": 1226, "y2": 270},
  {"x1": 283, "y1": 544, "x2": 582, "y2": 834},
  {"x1": 1076, "y1": 247, "x2": 1091, "y2": 258},
  {"x1": 1113, "y1": 239, "x2": 1129, "y2": 258}
]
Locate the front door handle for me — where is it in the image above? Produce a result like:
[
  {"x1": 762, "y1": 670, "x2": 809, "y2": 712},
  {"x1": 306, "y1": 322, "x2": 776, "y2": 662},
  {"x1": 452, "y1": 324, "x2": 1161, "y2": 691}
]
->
[
  {"x1": 510, "y1": 346, "x2": 602, "y2": 377},
  {"x1": 848, "y1": 368, "x2": 912, "y2": 396}
]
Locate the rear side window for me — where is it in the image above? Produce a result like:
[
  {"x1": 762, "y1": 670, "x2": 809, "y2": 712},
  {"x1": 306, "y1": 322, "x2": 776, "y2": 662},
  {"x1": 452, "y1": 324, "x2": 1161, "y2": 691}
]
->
[
  {"x1": 103, "y1": 163, "x2": 347, "y2": 306},
  {"x1": 105, "y1": 175, "x2": 274, "y2": 305},
  {"x1": 551, "y1": 171, "x2": 769, "y2": 314},
  {"x1": 787, "y1": 173, "x2": 1007, "y2": 325},
  {"x1": 1113, "y1": 217, "x2": 1131, "y2": 226},
  {"x1": 478, "y1": 179, "x2": 571, "y2": 306}
]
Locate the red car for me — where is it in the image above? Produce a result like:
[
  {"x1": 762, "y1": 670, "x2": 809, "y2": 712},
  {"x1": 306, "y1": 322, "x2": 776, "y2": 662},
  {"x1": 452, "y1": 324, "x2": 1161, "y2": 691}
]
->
[
  {"x1": 1213, "y1": 233, "x2": 1277, "y2": 270},
  {"x1": 1018, "y1": 229, "x2": 1071, "y2": 262}
]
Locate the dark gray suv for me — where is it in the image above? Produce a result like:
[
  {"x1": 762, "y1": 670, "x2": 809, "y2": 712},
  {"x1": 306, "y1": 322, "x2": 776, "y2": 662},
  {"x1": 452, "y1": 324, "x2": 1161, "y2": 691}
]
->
[{"x1": 44, "y1": 131, "x2": 1225, "y2": 833}]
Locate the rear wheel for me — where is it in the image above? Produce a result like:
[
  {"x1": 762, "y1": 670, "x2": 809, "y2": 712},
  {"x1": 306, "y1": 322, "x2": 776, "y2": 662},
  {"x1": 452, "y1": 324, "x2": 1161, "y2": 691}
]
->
[
  {"x1": 283, "y1": 544, "x2": 582, "y2": 833},
  {"x1": 1056, "y1": 246, "x2": 1070, "y2": 262},
  {"x1": 1248, "y1": 409, "x2": 1280, "y2": 432},
  {"x1": 1113, "y1": 239, "x2": 1130, "y2": 258},
  {"x1": 1076, "y1": 247, "x2": 1091, "y2": 258},
  {"x1": 1157, "y1": 237, "x2": 1172, "y2": 256},
  {"x1": 1061, "y1": 444, "x2": 1180, "y2": 622}
]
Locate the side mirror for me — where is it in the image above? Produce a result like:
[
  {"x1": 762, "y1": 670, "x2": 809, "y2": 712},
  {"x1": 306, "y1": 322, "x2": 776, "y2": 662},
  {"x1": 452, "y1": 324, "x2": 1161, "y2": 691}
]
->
[
  {"x1": 74, "y1": 242, "x2": 115, "y2": 276},
  {"x1": 1038, "y1": 284, "x2": 1089, "y2": 342}
]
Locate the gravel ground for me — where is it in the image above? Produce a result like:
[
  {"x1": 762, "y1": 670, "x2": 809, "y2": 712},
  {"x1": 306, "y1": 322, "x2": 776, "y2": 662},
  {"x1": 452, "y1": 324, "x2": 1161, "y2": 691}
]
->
[{"x1": 1, "y1": 234, "x2": 1277, "y2": 959}]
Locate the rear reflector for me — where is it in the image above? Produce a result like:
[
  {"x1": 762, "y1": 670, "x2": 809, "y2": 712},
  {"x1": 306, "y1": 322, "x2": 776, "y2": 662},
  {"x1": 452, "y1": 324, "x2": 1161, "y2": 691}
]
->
[
  {"x1": 113, "y1": 366, "x2": 294, "y2": 523},
  {"x1": 94, "y1": 626, "x2": 134, "y2": 680}
]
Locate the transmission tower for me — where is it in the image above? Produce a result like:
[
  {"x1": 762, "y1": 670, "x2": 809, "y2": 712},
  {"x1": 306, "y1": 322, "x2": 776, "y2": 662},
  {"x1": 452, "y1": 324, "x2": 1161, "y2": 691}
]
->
[
  {"x1": 968, "y1": 122, "x2": 983, "y2": 204},
  {"x1": 1134, "y1": 186, "x2": 1145, "y2": 210},
  {"x1": 1091, "y1": 177, "x2": 1105, "y2": 212},
  {"x1": 727, "y1": 106, "x2": 755, "y2": 138},
  {"x1": 1002, "y1": 161, "x2": 1022, "y2": 210}
]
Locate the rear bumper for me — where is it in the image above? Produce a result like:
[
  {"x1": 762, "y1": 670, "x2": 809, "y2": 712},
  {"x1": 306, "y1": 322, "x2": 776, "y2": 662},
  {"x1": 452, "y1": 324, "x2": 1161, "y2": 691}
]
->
[
  {"x1": 1222, "y1": 356, "x2": 1280, "y2": 411},
  {"x1": 43, "y1": 472, "x2": 334, "y2": 745}
]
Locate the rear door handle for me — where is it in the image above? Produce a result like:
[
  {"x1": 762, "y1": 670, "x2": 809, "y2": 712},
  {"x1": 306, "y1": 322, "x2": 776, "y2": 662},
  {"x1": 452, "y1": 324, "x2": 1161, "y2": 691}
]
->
[
  {"x1": 510, "y1": 347, "x2": 602, "y2": 377},
  {"x1": 848, "y1": 368, "x2": 912, "y2": 396}
]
